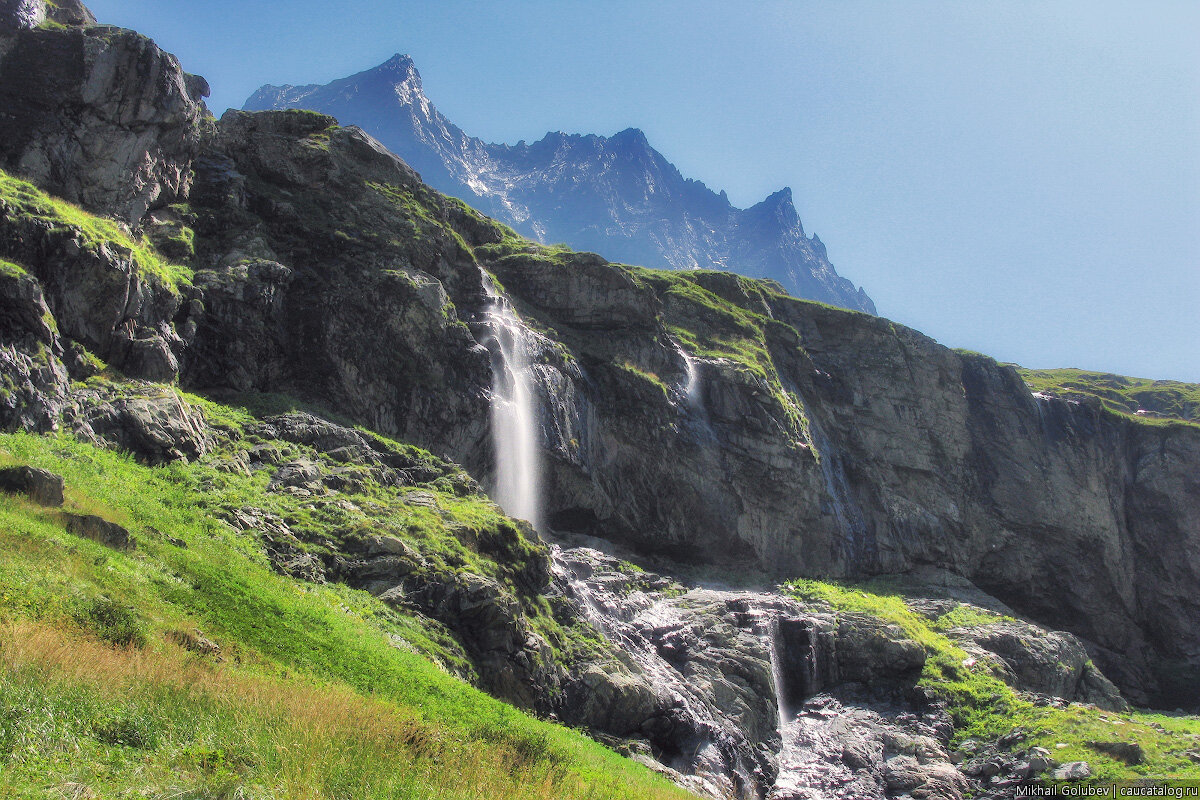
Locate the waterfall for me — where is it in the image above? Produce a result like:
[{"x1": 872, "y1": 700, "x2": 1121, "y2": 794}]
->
[
  {"x1": 682, "y1": 348, "x2": 702, "y2": 405},
  {"x1": 760, "y1": 613, "x2": 790, "y2": 731},
  {"x1": 479, "y1": 283, "x2": 543, "y2": 531}
]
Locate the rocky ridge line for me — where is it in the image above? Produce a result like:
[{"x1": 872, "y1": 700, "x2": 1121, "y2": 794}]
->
[{"x1": 244, "y1": 55, "x2": 876, "y2": 314}]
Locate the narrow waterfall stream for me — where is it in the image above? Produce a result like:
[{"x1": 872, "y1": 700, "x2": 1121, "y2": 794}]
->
[
  {"x1": 766, "y1": 615, "x2": 791, "y2": 729},
  {"x1": 479, "y1": 282, "x2": 543, "y2": 531}
]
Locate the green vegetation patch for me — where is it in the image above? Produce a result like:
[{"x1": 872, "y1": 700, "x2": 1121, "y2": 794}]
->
[
  {"x1": 784, "y1": 577, "x2": 1200, "y2": 783},
  {"x1": 1018, "y1": 367, "x2": 1200, "y2": 427},
  {"x1": 0, "y1": 169, "x2": 192, "y2": 290},
  {"x1": 0, "y1": 426, "x2": 689, "y2": 800}
]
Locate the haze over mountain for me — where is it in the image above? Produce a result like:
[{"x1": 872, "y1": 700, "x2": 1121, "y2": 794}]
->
[{"x1": 244, "y1": 54, "x2": 875, "y2": 314}]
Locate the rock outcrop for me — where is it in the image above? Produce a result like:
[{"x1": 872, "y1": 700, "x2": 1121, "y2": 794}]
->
[{"x1": 0, "y1": 0, "x2": 208, "y2": 224}]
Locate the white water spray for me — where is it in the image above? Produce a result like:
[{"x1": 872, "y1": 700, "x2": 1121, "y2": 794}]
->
[
  {"x1": 480, "y1": 284, "x2": 543, "y2": 531},
  {"x1": 759, "y1": 613, "x2": 790, "y2": 732},
  {"x1": 675, "y1": 340, "x2": 702, "y2": 406}
]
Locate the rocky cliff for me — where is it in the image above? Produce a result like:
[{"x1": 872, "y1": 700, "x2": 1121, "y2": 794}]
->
[
  {"x1": 244, "y1": 55, "x2": 876, "y2": 314},
  {"x1": 2, "y1": 3, "x2": 1199, "y2": 797}
]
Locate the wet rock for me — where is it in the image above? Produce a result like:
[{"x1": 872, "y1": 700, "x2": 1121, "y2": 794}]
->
[
  {"x1": 64, "y1": 513, "x2": 131, "y2": 550},
  {"x1": 883, "y1": 755, "x2": 925, "y2": 791},
  {"x1": 773, "y1": 692, "x2": 966, "y2": 800},
  {"x1": 0, "y1": 464, "x2": 63, "y2": 506},
  {"x1": 1052, "y1": 761, "x2": 1091, "y2": 780},
  {"x1": 842, "y1": 735, "x2": 884, "y2": 770}
]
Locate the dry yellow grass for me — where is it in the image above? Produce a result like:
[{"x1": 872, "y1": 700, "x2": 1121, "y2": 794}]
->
[{"x1": 0, "y1": 620, "x2": 687, "y2": 799}]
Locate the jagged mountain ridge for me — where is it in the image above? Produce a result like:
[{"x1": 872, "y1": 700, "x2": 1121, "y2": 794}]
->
[{"x1": 244, "y1": 54, "x2": 876, "y2": 314}]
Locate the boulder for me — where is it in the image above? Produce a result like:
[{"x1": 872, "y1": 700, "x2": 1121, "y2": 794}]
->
[
  {"x1": 1087, "y1": 740, "x2": 1144, "y2": 765},
  {"x1": 166, "y1": 628, "x2": 220, "y2": 656},
  {"x1": 835, "y1": 614, "x2": 926, "y2": 685},
  {"x1": 71, "y1": 390, "x2": 211, "y2": 464},
  {"x1": 0, "y1": 464, "x2": 63, "y2": 505},
  {"x1": 64, "y1": 513, "x2": 131, "y2": 549},
  {"x1": 1052, "y1": 761, "x2": 1091, "y2": 781}
]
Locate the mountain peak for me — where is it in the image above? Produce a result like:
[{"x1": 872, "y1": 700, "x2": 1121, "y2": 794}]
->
[
  {"x1": 376, "y1": 53, "x2": 421, "y2": 86},
  {"x1": 766, "y1": 186, "x2": 793, "y2": 206},
  {"x1": 244, "y1": 60, "x2": 875, "y2": 313},
  {"x1": 611, "y1": 127, "x2": 649, "y2": 146}
]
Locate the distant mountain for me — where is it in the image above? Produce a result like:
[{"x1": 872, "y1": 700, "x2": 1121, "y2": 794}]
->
[{"x1": 245, "y1": 55, "x2": 876, "y2": 313}]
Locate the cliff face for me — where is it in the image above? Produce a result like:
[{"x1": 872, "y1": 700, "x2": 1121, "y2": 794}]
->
[
  {"x1": 244, "y1": 56, "x2": 876, "y2": 314},
  {"x1": 3, "y1": 0, "x2": 1198, "y2": 724},
  {"x1": 480, "y1": 248, "x2": 1200, "y2": 708},
  {"x1": 176, "y1": 100, "x2": 1200, "y2": 707},
  {"x1": 0, "y1": 1, "x2": 209, "y2": 224}
]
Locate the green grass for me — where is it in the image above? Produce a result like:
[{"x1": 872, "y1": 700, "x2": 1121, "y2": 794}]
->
[
  {"x1": 0, "y1": 258, "x2": 28, "y2": 278},
  {"x1": 783, "y1": 578, "x2": 1200, "y2": 783},
  {"x1": 1018, "y1": 367, "x2": 1200, "y2": 427},
  {"x1": 0, "y1": 169, "x2": 192, "y2": 291},
  {"x1": 0, "y1": 425, "x2": 690, "y2": 800}
]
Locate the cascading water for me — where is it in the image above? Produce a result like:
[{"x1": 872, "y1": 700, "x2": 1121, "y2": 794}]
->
[
  {"x1": 682, "y1": 347, "x2": 702, "y2": 406},
  {"x1": 479, "y1": 283, "x2": 543, "y2": 531},
  {"x1": 766, "y1": 615, "x2": 790, "y2": 729}
]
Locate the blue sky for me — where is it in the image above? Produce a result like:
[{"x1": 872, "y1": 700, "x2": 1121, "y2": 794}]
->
[{"x1": 88, "y1": 0, "x2": 1200, "y2": 381}]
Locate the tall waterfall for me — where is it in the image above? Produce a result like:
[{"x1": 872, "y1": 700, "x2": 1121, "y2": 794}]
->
[{"x1": 479, "y1": 284, "x2": 543, "y2": 531}]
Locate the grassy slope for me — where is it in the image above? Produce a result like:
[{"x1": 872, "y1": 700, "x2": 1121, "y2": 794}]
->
[
  {"x1": 786, "y1": 579, "x2": 1200, "y2": 784},
  {"x1": 0, "y1": 427, "x2": 688, "y2": 800},
  {"x1": 1018, "y1": 367, "x2": 1200, "y2": 427},
  {"x1": 0, "y1": 169, "x2": 192, "y2": 291}
]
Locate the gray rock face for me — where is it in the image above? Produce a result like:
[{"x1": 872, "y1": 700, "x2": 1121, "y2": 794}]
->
[
  {"x1": 69, "y1": 385, "x2": 212, "y2": 464},
  {"x1": 0, "y1": 262, "x2": 69, "y2": 430},
  {"x1": 0, "y1": 203, "x2": 190, "y2": 381},
  {"x1": 0, "y1": 0, "x2": 44, "y2": 31},
  {"x1": 485, "y1": 256, "x2": 1200, "y2": 708},
  {"x1": 244, "y1": 56, "x2": 875, "y2": 313},
  {"x1": 0, "y1": 10, "x2": 207, "y2": 224},
  {"x1": 771, "y1": 694, "x2": 967, "y2": 800}
]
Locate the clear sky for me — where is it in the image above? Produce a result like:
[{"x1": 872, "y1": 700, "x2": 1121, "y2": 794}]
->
[{"x1": 88, "y1": 0, "x2": 1200, "y2": 381}]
